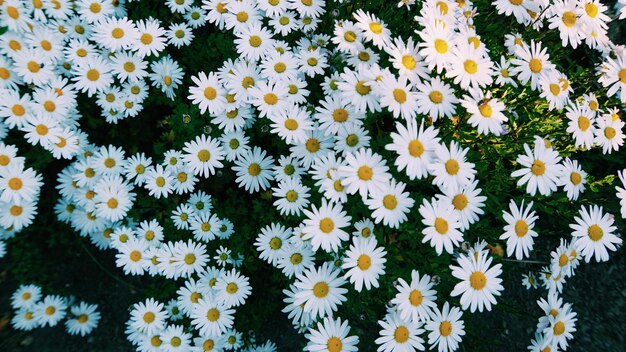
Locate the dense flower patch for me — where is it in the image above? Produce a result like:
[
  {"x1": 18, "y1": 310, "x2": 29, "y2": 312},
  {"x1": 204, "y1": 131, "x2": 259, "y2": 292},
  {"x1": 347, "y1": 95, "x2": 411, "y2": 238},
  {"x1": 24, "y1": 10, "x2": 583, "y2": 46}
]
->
[{"x1": 1, "y1": 0, "x2": 626, "y2": 351}]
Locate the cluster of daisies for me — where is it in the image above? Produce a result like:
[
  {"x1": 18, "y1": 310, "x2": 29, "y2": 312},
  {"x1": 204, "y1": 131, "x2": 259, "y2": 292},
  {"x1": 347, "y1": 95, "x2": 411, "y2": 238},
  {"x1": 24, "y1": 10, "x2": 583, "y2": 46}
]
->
[
  {"x1": 0, "y1": 0, "x2": 625, "y2": 351},
  {"x1": 10, "y1": 284, "x2": 100, "y2": 337},
  {"x1": 0, "y1": 143, "x2": 42, "y2": 259}
]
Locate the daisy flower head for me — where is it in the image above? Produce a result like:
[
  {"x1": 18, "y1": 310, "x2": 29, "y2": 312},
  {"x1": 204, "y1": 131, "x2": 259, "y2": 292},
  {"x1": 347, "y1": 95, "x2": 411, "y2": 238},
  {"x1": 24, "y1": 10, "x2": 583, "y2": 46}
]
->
[
  {"x1": 341, "y1": 236, "x2": 387, "y2": 292},
  {"x1": 500, "y1": 199, "x2": 539, "y2": 260},
  {"x1": 11, "y1": 284, "x2": 42, "y2": 310},
  {"x1": 269, "y1": 104, "x2": 313, "y2": 145},
  {"x1": 215, "y1": 268, "x2": 252, "y2": 308},
  {"x1": 600, "y1": 56, "x2": 626, "y2": 104},
  {"x1": 510, "y1": 141, "x2": 563, "y2": 197},
  {"x1": 93, "y1": 17, "x2": 140, "y2": 52},
  {"x1": 391, "y1": 270, "x2": 438, "y2": 324},
  {"x1": 188, "y1": 71, "x2": 227, "y2": 116},
  {"x1": 539, "y1": 70, "x2": 573, "y2": 111},
  {"x1": 511, "y1": 40, "x2": 556, "y2": 91},
  {"x1": 272, "y1": 177, "x2": 311, "y2": 216},
  {"x1": 338, "y1": 148, "x2": 391, "y2": 200},
  {"x1": 34, "y1": 295, "x2": 67, "y2": 327},
  {"x1": 460, "y1": 89, "x2": 508, "y2": 136},
  {"x1": 248, "y1": 78, "x2": 289, "y2": 118},
  {"x1": 0, "y1": 163, "x2": 43, "y2": 204},
  {"x1": 415, "y1": 76, "x2": 458, "y2": 121},
  {"x1": 594, "y1": 113, "x2": 625, "y2": 154},
  {"x1": 417, "y1": 21, "x2": 454, "y2": 74},
  {"x1": 302, "y1": 198, "x2": 351, "y2": 253},
  {"x1": 386, "y1": 119, "x2": 440, "y2": 180},
  {"x1": 332, "y1": 20, "x2": 365, "y2": 54},
  {"x1": 387, "y1": 36, "x2": 429, "y2": 84},
  {"x1": 294, "y1": 262, "x2": 348, "y2": 320},
  {"x1": 233, "y1": 22, "x2": 274, "y2": 62},
  {"x1": 450, "y1": 249, "x2": 504, "y2": 313},
  {"x1": 378, "y1": 74, "x2": 419, "y2": 121},
  {"x1": 522, "y1": 272, "x2": 539, "y2": 290},
  {"x1": 548, "y1": 0, "x2": 584, "y2": 48},
  {"x1": 352, "y1": 9, "x2": 390, "y2": 49},
  {"x1": 429, "y1": 141, "x2": 476, "y2": 192},
  {"x1": 425, "y1": 302, "x2": 465, "y2": 352},
  {"x1": 65, "y1": 302, "x2": 100, "y2": 336},
  {"x1": 115, "y1": 237, "x2": 149, "y2": 276},
  {"x1": 71, "y1": 55, "x2": 114, "y2": 97},
  {"x1": 254, "y1": 222, "x2": 291, "y2": 266},
  {"x1": 570, "y1": 204, "x2": 622, "y2": 262},
  {"x1": 232, "y1": 146, "x2": 275, "y2": 193},
  {"x1": 314, "y1": 95, "x2": 364, "y2": 137},
  {"x1": 305, "y1": 317, "x2": 359, "y2": 352},
  {"x1": 558, "y1": 158, "x2": 587, "y2": 201},
  {"x1": 419, "y1": 197, "x2": 464, "y2": 255},
  {"x1": 494, "y1": 55, "x2": 518, "y2": 88},
  {"x1": 336, "y1": 66, "x2": 381, "y2": 114},
  {"x1": 144, "y1": 165, "x2": 175, "y2": 199},
  {"x1": 550, "y1": 238, "x2": 577, "y2": 279},
  {"x1": 364, "y1": 179, "x2": 414, "y2": 229},
  {"x1": 190, "y1": 297, "x2": 235, "y2": 337},
  {"x1": 542, "y1": 304, "x2": 578, "y2": 351},
  {"x1": 135, "y1": 18, "x2": 167, "y2": 58},
  {"x1": 182, "y1": 134, "x2": 225, "y2": 178},
  {"x1": 446, "y1": 45, "x2": 494, "y2": 90},
  {"x1": 565, "y1": 101, "x2": 596, "y2": 150},
  {"x1": 375, "y1": 311, "x2": 425, "y2": 352},
  {"x1": 436, "y1": 179, "x2": 486, "y2": 231},
  {"x1": 171, "y1": 239, "x2": 209, "y2": 278}
]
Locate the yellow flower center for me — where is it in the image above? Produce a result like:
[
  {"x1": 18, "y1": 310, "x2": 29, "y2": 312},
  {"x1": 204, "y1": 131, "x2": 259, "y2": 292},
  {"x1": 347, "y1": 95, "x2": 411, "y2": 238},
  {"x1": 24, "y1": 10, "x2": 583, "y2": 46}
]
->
[
  {"x1": 470, "y1": 271, "x2": 487, "y2": 290},
  {"x1": 269, "y1": 237, "x2": 282, "y2": 250},
  {"x1": 393, "y1": 89, "x2": 407, "y2": 104},
  {"x1": 452, "y1": 194, "x2": 468, "y2": 210},
  {"x1": 409, "y1": 290, "x2": 423, "y2": 306},
  {"x1": 355, "y1": 81, "x2": 371, "y2": 95},
  {"x1": 463, "y1": 60, "x2": 478, "y2": 74},
  {"x1": 529, "y1": 58, "x2": 542, "y2": 73},
  {"x1": 445, "y1": 159, "x2": 460, "y2": 175},
  {"x1": 429, "y1": 90, "x2": 443, "y2": 104},
  {"x1": 478, "y1": 103, "x2": 492, "y2": 117},
  {"x1": 249, "y1": 35, "x2": 262, "y2": 48},
  {"x1": 8, "y1": 177, "x2": 23, "y2": 190},
  {"x1": 588, "y1": 224, "x2": 603, "y2": 241},
  {"x1": 553, "y1": 321, "x2": 565, "y2": 336},
  {"x1": 383, "y1": 195, "x2": 398, "y2": 210},
  {"x1": 531, "y1": 160, "x2": 545, "y2": 176},
  {"x1": 515, "y1": 220, "x2": 528, "y2": 237},
  {"x1": 439, "y1": 321, "x2": 453, "y2": 336},
  {"x1": 319, "y1": 218, "x2": 335, "y2": 233},
  {"x1": 434, "y1": 39, "x2": 448, "y2": 54},
  {"x1": 604, "y1": 127, "x2": 616, "y2": 140},
  {"x1": 434, "y1": 217, "x2": 448, "y2": 234},
  {"x1": 313, "y1": 281, "x2": 329, "y2": 298},
  {"x1": 87, "y1": 69, "x2": 100, "y2": 81},
  {"x1": 402, "y1": 55, "x2": 416, "y2": 70},
  {"x1": 394, "y1": 326, "x2": 409, "y2": 343},
  {"x1": 578, "y1": 116, "x2": 590, "y2": 131},
  {"x1": 305, "y1": 138, "x2": 320, "y2": 152},
  {"x1": 207, "y1": 308, "x2": 220, "y2": 322},
  {"x1": 570, "y1": 172, "x2": 582, "y2": 185},
  {"x1": 327, "y1": 336, "x2": 343, "y2": 352},
  {"x1": 248, "y1": 163, "x2": 261, "y2": 176},
  {"x1": 562, "y1": 11, "x2": 576, "y2": 27},
  {"x1": 264, "y1": 93, "x2": 278, "y2": 105},
  {"x1": 357, "y1": 254, "x2": 372, "y2": 270},
  {"x1": 357, "y1": 165, "x2": 373, "y2": 180},
  {"x1": 369, "y1": 22, "x2": 383, "y2": 34}
]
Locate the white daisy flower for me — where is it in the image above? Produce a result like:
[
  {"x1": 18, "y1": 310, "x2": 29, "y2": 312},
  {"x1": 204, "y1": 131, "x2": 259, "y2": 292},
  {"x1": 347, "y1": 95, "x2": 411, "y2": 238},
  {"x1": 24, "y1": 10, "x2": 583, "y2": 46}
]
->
[{"x1": 570, "y1": 204, "x2": 622, "y2": 262}]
